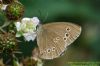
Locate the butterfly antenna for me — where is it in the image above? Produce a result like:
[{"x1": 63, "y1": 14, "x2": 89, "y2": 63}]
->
[
  {"x1": 37, "y1": 10, "x2": 42, "y2": 24},
  {"x1": 43, "y1": 11, "x2": 48, "y2": 22}
]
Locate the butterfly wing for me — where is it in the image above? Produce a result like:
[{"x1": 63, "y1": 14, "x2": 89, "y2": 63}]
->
[{"x1": 37, "y1": 22, "x2": 81, "y2": 59}]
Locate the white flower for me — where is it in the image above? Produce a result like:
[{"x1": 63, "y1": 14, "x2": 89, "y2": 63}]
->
[{"x1": 15, "y1": 17, "x2": 40, "y2": 41}]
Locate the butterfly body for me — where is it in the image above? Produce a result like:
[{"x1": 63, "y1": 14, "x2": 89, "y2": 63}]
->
[{"x1": 37, "y1": 22, "x2": 81, "y2": 59}]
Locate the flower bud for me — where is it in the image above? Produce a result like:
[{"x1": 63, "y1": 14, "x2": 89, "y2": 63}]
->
[
  {"x1": 0, "y1": 33, "x2": 17, "y2": 52},
  {"x1": 5, "y1": 2, "x2": 24, "y2": 21}
]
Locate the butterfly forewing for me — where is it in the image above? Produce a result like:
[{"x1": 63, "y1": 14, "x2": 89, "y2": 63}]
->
[
  {"x1": 37, "y1": 27, "x2": 65, "y2": 59},
  {"x1": 37, "y1": 22, "x2": 81, "y2": 59}
]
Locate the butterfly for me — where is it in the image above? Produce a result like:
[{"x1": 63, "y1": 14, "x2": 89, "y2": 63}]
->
[{"x1": 36, "y1": 22, "x2": 81, "y2": 59}]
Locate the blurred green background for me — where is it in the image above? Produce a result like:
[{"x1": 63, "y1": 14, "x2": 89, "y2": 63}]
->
[
  {"x1": 20, "y1": 0, "x2": 100, "y2": 66},
  {"x1": 1, "y1": 0, "x2": 100, "y2": 66}
]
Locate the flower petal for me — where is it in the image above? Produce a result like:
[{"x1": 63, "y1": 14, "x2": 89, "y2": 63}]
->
[
  {"x1": 32, "y1": 17, "x2": 40, "y2": 25},
  {"x1": 15, "y1": 22, "x2": 21, "y2": 31},
  {"x1": 23, "y1": 32, "x2": 36, "y2": 41},
  {"x1": 22, "y1": 18, "x2": 30, "y2": 23}
]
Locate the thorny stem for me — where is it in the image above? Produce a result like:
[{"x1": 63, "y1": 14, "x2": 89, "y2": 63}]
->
[
  {"x1": 0, "y1": 21, "x2": 11, "y2": 33},
  {"x1": 0, "y1": 27, "x2": 6, "y2": 33},
  {"x1": 1, "y1": 21, "x2": 11, "y2": 28}
]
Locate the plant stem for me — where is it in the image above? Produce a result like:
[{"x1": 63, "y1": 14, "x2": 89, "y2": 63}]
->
[
  {"x1": 1, "y1": 21, "x2": 11, "y2": 28},
  {"x1": 0, "y1": 27, "x2": 6, "y2": 33},
  {"x1": 0, "y1": 21, "x2": 11, "y2": 33}
]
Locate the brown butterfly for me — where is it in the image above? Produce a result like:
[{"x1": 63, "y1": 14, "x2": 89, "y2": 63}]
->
[{"x1": 36, "y1": 22, "x2": 82, "y2": 59}]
